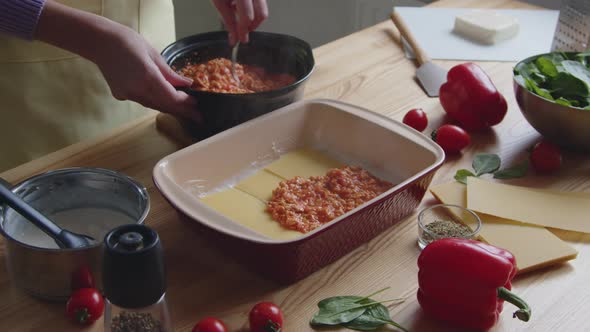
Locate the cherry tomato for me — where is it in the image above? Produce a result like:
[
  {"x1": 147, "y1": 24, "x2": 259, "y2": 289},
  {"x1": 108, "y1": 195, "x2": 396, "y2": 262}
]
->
[
  {"x1": 403, "y1": 108, "x2": 428, "y2": 132},
  {"x1": 249, "y1": 302, "x2": 284, "y2": 332},
  {"x1": 65, "y1": 288, "x2": 104, "y2": 325},
  {"x1": 530, "y1": 140, "x2": 562, "y2": 173},
  {"x1": 192, "y1": 317, "x2": 228, "y2": 332},
  {"x1": 432, "y1": 124, "x2": 470, "y2": 154},
  {"x1": 70, "y1": 266, "x2": 95, "y2": 291}
]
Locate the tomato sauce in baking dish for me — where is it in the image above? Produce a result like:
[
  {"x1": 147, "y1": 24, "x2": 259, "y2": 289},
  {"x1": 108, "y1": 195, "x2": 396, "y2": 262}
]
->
[
  {"x1": 266, "y1": 166, "x2": 393, "y2": 233},
  {"x1": 176, "y1": 58, "x2": 296, "y2": 93}
]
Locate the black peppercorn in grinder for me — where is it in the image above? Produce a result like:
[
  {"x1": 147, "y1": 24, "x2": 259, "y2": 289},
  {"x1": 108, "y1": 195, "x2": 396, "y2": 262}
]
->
[{"x1": 103, "y1": 224, "x2": 172, "y2": 332}]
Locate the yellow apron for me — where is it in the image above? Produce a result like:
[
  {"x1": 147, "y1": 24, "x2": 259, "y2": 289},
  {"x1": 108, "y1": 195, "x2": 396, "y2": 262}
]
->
[{"x1": 0, "y1": 0, "x2": 176, "y2": 172}]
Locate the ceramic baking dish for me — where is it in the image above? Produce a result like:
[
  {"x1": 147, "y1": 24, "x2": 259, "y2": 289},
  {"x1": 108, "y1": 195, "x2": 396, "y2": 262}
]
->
[{"x1": 153, "y1": 99, "x2": 444, "y2": 283}]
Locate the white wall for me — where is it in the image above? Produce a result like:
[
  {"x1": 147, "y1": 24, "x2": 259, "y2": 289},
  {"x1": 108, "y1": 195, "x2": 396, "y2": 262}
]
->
[
  {"x1": 173, "y1": 0, "x2": 562, "y2": 47},
  {"x1": 173, "y1": 0, "x2": 399, "y2": 47},
  {"x1": 173, "y1": 0, "x2": 221, "y2": 39}
]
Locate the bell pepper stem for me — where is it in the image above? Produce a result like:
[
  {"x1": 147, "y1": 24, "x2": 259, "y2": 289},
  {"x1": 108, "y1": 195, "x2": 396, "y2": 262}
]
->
[{"x1": 497, "y1": 287, "x2": 531, "y2": 322}]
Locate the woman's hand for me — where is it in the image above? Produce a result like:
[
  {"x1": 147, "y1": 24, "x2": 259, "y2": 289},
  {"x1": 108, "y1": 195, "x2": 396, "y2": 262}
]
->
[
  {"x1": 91, "y1": 25, "x2": 199, "y2": 122},
  {"x1": 211, "y1": 0, "x2": 268, "y2": 45},
  {"x1": 36, "y1": 1, "x2": 199, "y2": 122}
]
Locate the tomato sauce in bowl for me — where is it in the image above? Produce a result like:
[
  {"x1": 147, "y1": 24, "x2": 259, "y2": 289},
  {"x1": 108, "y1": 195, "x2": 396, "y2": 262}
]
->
[
  {"x1": 177, "y1": 58, "x2": 296, "y2": 94},
  {"x1": 266, "y1": 166, "x2": 393, "y2": 233}
]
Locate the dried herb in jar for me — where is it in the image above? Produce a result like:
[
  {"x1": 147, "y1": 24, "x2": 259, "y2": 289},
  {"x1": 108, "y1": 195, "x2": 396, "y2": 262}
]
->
[
  {"x1": 422, "y1": 220, "x2": 473, "y2": 243},
  {"x1": 110, "y1": 311, "x2": 163, "y2": 332}
]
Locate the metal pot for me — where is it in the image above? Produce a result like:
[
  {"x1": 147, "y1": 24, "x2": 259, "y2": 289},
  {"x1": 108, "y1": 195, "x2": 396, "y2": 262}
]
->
[
  {"x1": 0, "y1": 168, "x2": 149, "y2": 301},
  {"x1": 513, "y1": 52, "x2": 590, "y2": 152}
]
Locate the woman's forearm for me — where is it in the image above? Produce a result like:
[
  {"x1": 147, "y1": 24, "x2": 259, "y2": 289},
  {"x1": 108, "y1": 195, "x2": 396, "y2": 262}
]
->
[
  {"x1": 33, "y1": 0, "x2": 196, "y2": 119},
  {"x1": 35, "y1": 0, "x2": 126, "y2": 63}
]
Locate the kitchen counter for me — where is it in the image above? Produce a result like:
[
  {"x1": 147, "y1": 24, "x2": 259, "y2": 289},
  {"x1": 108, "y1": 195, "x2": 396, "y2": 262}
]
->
[{"x1": 2, "y1": 0, "x2": 590, "y2": 331}]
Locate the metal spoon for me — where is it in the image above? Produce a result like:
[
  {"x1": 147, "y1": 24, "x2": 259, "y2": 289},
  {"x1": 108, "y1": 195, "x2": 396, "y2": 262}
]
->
[
  {"x1": 0, "y1": 179, "x2": 94, "y2": 249},
  {"x1": 231, "y1": 41, "x2": 240, "y2": 86}
]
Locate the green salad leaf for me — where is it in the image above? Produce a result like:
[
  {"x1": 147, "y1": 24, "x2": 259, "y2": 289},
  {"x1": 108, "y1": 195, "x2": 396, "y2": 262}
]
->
[
  {"x1": 551, "y1": 72, "x2": 589, "y2": 98},
  {"x1": 535, "y1": 56, "x2": 559, "y2": 78},
  {"x1": 514, "y1": 52, "x2": 590, "y2": 108}
]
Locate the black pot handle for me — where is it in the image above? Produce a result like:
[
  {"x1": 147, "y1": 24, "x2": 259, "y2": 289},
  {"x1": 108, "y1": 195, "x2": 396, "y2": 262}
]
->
[{"x1": 174, "y1": 86, "x2": 193, "y2": 94}]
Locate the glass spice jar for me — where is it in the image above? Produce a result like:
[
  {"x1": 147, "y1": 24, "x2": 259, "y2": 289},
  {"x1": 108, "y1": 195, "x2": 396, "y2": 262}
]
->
[
  {"x1": 103, "y1": 224, "x2": 172, "y2": 332},
  {"x1": 417, "y1": 204, "x2": 482, "y2": 250}
]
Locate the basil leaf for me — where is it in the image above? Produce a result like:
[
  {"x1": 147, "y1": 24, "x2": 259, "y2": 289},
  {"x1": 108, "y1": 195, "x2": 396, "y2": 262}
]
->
[
  {"x1": 310, "y1": 291, "x2": 408, "y2": 332},
  {"x1": 494, "y1": 160, "x2": 529, "y2": 179},
  {"x1": 311, "y1": 296, "x2": 367, "y2": 325},
  {"x1": 454, "y1": 169, "x2": 475, "y2": 184},
  {"x1": 344, "y1": 304, "x2": 409, "y2": 332},
  {"x1": 472, "y1": 153, "x2": 501, "y2": 176},
  {"x1": 343, "y1": 305, "x2": 388, "y2": 331}
]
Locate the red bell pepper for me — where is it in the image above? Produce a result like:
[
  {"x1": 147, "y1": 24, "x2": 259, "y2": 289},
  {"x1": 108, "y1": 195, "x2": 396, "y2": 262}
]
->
[
  {"x1": 439, "y1": 63, "x2": 508, "y2": 131},
  {"x1": 417, "y1": 238, "x2": 531, "y2": 331}
]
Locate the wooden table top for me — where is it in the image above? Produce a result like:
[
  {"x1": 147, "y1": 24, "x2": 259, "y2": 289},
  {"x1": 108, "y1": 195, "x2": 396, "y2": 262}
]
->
[{"x1": 2, "y1": 0, "x2": 590, "y2": 331}]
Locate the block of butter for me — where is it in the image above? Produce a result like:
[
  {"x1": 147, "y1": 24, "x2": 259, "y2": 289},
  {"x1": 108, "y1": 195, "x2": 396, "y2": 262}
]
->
[{"x1": 453, "y1": 10, "x2": 519, "y2": 45}]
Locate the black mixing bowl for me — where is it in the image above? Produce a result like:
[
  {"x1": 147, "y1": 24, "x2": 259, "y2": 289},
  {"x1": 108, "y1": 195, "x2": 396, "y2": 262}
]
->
[{"x1": 161, "y1": 31, "x2": 315, "y2": 139}]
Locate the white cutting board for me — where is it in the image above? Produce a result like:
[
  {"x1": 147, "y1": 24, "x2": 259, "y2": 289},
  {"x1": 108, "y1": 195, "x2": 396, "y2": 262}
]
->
[{"x1": 394, "y1": 7, "x2": 559, "y2": 62}]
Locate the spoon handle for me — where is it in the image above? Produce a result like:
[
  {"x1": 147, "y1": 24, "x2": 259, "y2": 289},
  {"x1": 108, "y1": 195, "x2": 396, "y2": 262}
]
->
[
  {"x1": 0, "y1": 180, "x2": 65, "y2": 247},
  {"x1": 390, "y1": 11, "x2": 431, "y2": 66},
  {"x1": 231, "y1": 41, "x2": 240, "y2": 85}
]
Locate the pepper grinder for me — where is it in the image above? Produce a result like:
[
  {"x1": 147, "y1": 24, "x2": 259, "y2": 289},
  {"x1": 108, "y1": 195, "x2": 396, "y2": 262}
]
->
[{"x1": 103, "y1": 224, "x2": 172, "y2": 332}]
